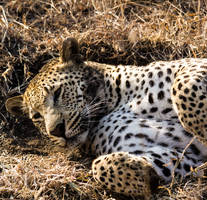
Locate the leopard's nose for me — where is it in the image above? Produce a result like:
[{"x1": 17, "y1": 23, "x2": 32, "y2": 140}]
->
[{"x1": 50, "y1": 122, "x2": 65, "y2": 138}]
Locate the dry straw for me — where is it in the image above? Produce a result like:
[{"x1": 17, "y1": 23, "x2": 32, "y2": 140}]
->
[{"x1": 1, "y1": 0, "x2": 207, "y2": 199}]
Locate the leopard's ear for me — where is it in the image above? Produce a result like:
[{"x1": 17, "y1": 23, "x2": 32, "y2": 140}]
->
[
  {"x1": 5, "y1": 95, "x2": 24, "y2": 116},
  {"x1": 84, "y1": 68, "x2": 105, "y2": 102},
  {"x1": 60, "y1": 38, "x2": 82, "y2": 64}
]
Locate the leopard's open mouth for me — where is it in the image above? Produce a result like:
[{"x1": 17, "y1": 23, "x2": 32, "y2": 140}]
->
[{"x1": 50, "y1": 120, "x2": 66, "y2": 139}]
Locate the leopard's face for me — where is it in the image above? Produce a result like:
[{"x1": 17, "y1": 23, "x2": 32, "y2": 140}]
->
[
  {"x1": 6, "y1": 38, "x2": 105, "y2": 147},
  {"x1": 25, "y1": 69, "x2": 88, "y2": 146}
]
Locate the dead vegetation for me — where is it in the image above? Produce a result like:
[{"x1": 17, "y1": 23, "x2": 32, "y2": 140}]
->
[{"x1": 0, "y1": 0, "x2": 207, "y2": 199}]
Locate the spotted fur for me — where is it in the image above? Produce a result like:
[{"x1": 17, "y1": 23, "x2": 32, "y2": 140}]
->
[{"x1": 6, "y1": 38, "x2": 207, "y2": 199}]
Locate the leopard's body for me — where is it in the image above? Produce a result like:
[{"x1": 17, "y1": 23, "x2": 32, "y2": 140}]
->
[{"x1": 6, "y1": 38, "x2": 207, "y2": 199}]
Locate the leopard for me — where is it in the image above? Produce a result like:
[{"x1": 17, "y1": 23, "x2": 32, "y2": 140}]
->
[{"x1": 5, "y1": 37, "x2": 207, "y2": 199}]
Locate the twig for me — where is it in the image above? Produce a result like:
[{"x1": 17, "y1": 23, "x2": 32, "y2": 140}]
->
[
  {"x1": 170, "y1": 136, "x2": 196, "y2": 188},
  {"x1": 11, "y1": 19, "x2": 30, "y2": 30},
  {"x1": 0, "y1": 5, "x2": 8, "y2": 44},
  {"x1": 193, "y1": 162, "x2": 207, "y2": 174}
]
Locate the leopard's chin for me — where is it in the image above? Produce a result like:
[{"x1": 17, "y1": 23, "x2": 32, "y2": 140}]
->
[
  {"x1": 49, "y1": 135, "x2": 67, "y2": 147},
  {"x1": 65, "y1": 130, "x2": 89, "y2": 148}
]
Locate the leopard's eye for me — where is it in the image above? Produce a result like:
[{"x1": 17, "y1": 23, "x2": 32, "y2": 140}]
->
[
  {"x1": 54, "y1": 87, "x2": 62, "y2": 104},
  {"x1": 33, "y1": 112, "x2": 41, "y2": 119}
]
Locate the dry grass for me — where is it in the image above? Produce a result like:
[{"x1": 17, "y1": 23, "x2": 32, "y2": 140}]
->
[
  {"x1": 1, "y1": 0, "x2": 207, "y2": 199},
  {"x1": 0, "y1": 153, "x2": 82, "y2": 199}
]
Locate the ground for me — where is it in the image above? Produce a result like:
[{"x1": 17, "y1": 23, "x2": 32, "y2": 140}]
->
[{"x1": 0, "y1": 0, "x2": 207, "y2": 199}]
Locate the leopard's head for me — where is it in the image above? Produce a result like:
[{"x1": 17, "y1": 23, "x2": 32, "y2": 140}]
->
[{"x1": 6, "y1": 38, "x2": 105, "y2": 147}]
